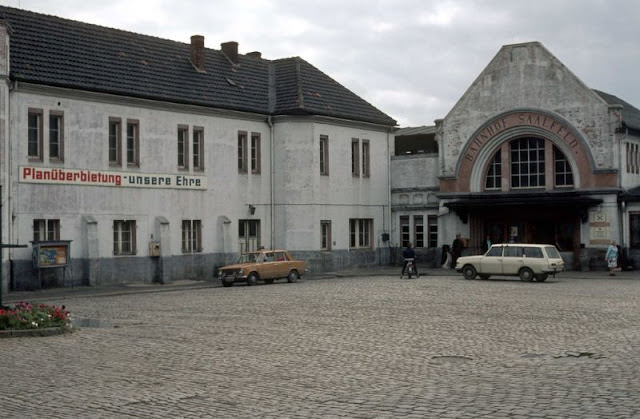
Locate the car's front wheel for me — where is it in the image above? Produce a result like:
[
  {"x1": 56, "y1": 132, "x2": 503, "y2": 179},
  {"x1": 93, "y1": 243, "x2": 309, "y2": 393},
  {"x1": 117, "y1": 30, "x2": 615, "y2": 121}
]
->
[
  {"x1": 462, "y1": 265, "x2": 477, "y2": 280},
  {"x1": 287, "y1": 270, "x2": 299, "y2": 283},
  {"x1": 247, "y1": 272, "x2": 258, "y2": 286},
  {"x1": 221, "y1": 278, "x2": 234, "y2": 287},
  {"x1": 519, "y1": 267, "x2": 534, "y2": 282}
]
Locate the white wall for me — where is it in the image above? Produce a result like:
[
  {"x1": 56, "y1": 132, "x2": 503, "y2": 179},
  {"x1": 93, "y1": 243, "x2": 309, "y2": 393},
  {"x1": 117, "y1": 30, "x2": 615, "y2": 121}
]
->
[
  {"x1": 272, "y1": 119, "x2": 391, "y2": 251},
  {"x1": 9, "y1": 87, "x2": 273, "y2": 260}
]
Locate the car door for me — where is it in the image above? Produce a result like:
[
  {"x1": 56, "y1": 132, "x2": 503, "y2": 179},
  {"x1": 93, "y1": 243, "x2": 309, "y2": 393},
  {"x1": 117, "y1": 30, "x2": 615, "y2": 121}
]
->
[
  {"x1": 502, "y1": 245, "x2": 525, "y2": 275},
  {"x1": 523, "y1": 246, "x2": 545, "y2": 273},
  {"x1": 480, "y1": 245, "x2": 504, "y2": 274},
  {"x1": 261, "y1": 252, "x2": 277, "y2": 279},
  {"x1": 272, "y1": 251, "x2": 290, "y2": 278}
]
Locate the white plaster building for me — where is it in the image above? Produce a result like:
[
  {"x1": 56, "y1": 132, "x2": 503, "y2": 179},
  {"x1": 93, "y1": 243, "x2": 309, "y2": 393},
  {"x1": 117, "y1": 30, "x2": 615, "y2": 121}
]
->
[
  {"x1": 392, "y1": 42, "x2": 640, "y2": 271},
  {"x1": 0, "y1": 7, "x2": 396, "y2": 290}
]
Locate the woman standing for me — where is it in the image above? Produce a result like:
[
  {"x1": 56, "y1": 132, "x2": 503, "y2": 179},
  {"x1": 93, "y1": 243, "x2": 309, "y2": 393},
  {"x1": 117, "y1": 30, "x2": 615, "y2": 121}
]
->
[{"x1": 605, "y1": 241, "x2": 619, "y2": 276}]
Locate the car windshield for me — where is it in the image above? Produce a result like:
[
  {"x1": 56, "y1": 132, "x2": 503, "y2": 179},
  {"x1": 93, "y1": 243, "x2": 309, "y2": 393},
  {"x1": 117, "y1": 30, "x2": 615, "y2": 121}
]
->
[
  {"x1": 237, "y1": 253, "x2": 259, "y2": 263},
  {"x1": 545, "y1": 246, "x2": 561, "y2": 258}
]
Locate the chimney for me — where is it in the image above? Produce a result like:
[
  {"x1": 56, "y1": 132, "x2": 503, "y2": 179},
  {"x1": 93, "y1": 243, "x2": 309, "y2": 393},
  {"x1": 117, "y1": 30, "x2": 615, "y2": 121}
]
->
[
  {"x1": 190, "y1": 35, "x2": 205, "y2": 72},
  {"x1": 247, "y1": 51, "x2": 262, "y2": 59},
  {"x1": 221, "y1": 41, "x2": 239, "y2": 64}
]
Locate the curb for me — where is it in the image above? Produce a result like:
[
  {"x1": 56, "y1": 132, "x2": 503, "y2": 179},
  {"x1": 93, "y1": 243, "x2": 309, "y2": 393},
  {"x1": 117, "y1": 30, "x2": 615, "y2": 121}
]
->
[
  {"x1": 5, "y1": 268, "x2": 636, "y2": 304},
  {"x1": 0, "y1": 325, "x2": 74, "y2": 338}
]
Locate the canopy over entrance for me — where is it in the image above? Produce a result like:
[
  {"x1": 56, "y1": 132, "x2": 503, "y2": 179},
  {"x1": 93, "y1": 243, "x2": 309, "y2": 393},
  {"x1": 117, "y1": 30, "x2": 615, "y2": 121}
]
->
[
  {"x1": 443, "y1": 191, "x2": 603, "y2": 254},
  {"x1": 444, "y1": 191, "x2": 602, "y2": 222}
]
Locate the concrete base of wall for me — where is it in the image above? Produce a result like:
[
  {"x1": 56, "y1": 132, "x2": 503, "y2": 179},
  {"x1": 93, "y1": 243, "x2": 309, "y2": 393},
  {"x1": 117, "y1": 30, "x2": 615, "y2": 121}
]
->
[
  {"x1": 10, "y1": 253, "x2": 231, "y2": 291},
  {"x1": 5, "y1": 247, "x2": 638, "y2": 290}
]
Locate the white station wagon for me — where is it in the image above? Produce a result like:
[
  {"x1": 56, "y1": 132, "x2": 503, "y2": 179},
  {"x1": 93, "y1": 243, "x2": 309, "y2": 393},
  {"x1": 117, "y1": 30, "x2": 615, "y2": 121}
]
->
[{"x1": 455, "y1": 243, "x2": 564, "y2": 282}]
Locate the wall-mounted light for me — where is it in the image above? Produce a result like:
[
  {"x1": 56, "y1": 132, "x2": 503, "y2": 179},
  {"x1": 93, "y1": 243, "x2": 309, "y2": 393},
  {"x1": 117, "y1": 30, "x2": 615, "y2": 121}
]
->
[{"x1": 248, "y1": 204, "x2": 256, "y2": 215}]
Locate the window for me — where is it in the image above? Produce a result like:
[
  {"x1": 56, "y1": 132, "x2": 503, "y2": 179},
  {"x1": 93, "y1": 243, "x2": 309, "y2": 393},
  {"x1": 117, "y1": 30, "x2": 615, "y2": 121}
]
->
[
  {"x1": 362, "y1": 140, "x2": 370, "y2": 177},
  {"x1": 49, "y1": 112, "x2": 64, "y2": 161},
  {"x1": 484, "y1": 138, "x2": 575, "y2": 191},
  {"x1": 485, "y1": 149, "x2": 502, "y2": 190},
  {"x1": 251, "y1": 132, "x2": 261, "y2": 174},
  {"x1": 428, "y1": 215, "x2": 438, "y2": 248},
  {"x1": 193, "y1": 127, "x2": 204, "y2": 171},
  {"x1": 321, "y1": 220, "x2": 332, "y2": 250},
  {"x1": 239, "y1": 219, "x2": 260, "y2": 252},
  {"x1": 28, "y1": 109, "x2": 43, "y2": 160},
  {"x1": 182, "y1": 220, "x2": 202, "y2": 253},
  {"x1": 511, "y1": 137, "x2": 545, "y2": 188},
  {"x1": 349, "y1": 218, "x2": 372, "y2": 248},
  {"x1": 126, "y1": 120, "x2": 140, "y2": 167},
  {"x1": 487, "y1": 246, "x2": 503, "y2": 257},
  {"x1": 504, "y1": 246, "x2": 525, "y2": 257},
  {"x1": 351, "y1": 139, "x2": 360, "y2": 176},
  {"x1": 273, "y1": 251, "x2": 287, "y2": 261},
  {"x1": 523, "y1": 247, "x2": 543, "y2": 258},
  {"x1": 400, "y1": 216, "x2": 410, "y2": 247},
  {"x1": 33, "y1": 219, "x2": 60, "y2": 241},
  {"x1": 626, "y1": 142, "x2": 640, "y2": 175},
  {"x1": 178, "y1": 125, "x2": 188, "y2": 169},
  {"x1": 631, "y1": 213, "x2": 640, "y2": 249},
  {"x1": 238, "y1": 131, "x2": 248, "y2": 173},
  {"x1": 414, "y1": 215, "x2": 424, "y2": 248},
  {"x1": 320, "y1": 135, "x2": 329, "y2": 175},
  {"x1": 113, "y1": 220, "x2": 136, "y2": 255},
  {"x1": 554, "y1": 146, "x2": 573, "y2": 187},
  {"x1": 109, "y1": 118, "x2": 122, "y2": 166}
]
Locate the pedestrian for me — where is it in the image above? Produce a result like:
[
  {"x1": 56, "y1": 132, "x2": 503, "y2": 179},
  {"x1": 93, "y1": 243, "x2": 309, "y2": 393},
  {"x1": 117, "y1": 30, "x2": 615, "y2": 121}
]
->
[
  {"x1": 481, "y1": 234, "x2": 491, "y2": 253},
  {"x1": 605, "y1": 240, "x2": 618, "y2": 276},
  {"x1": 451, "y1": 234, "x2": 463, "y2": 269},
  {"x1": 401, "y1": 243, "x2": 419, "y2": 277}
]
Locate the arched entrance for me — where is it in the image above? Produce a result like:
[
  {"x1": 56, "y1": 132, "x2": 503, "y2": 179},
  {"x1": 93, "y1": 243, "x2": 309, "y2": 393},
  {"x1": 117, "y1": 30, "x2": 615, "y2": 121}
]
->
[
  {"x1": 440, "y1": 109, "x2": 616, "y2": 269},
  {"x1": 445, "y1": 192, "x2": 601, "y2": 270}
]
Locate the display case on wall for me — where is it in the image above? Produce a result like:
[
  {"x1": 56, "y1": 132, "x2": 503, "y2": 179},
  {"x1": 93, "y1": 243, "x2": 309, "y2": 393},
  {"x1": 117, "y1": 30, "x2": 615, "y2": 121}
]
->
[{"x1": 31, "y1": 240, "x2": 72, "y2": 287}]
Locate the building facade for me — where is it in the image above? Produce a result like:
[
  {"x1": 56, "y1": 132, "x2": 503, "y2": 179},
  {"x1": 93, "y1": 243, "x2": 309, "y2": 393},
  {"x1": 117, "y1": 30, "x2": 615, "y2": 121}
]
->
[
  {"x1": 1, "y1": 8, "x2": 638, "y2": 292},
  {"x1": 0, "y1": 7, "x2": 396, "y2": 290},
  {"x1": 392, "y1": 42, "x2": 640, "y2": 270}
]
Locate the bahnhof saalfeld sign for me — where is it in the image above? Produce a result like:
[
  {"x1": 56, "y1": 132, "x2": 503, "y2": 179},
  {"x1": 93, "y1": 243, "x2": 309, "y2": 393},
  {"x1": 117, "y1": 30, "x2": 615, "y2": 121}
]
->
[{"x1": 19, "y1": 166, "x2": 207, "y2": 190}]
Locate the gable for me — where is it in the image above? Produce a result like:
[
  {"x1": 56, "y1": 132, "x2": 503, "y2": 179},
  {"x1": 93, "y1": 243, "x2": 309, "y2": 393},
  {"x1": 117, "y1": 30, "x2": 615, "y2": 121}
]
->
[
  {"x1": 439, "y1": 41, "x2": 619, "y2": 180},
  {"x1": 445, "y1": 41, "x2": 607, "y2": 123}
]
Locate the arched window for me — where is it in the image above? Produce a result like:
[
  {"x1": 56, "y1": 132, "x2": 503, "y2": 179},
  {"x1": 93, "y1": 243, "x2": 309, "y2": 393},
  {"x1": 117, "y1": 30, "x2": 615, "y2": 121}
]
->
[
  {"x1": 511, "y1": 137, "x2": 545, "y2": 188},
  {"x1": 485, "y1": 149, "x2": 501, "y2": 190},
  {"x1": 554, "y1": 145, "x2": 574, "y2": 187},
  {"x1": 483, "y1": 138, "x2": 574, "y2": 191}
]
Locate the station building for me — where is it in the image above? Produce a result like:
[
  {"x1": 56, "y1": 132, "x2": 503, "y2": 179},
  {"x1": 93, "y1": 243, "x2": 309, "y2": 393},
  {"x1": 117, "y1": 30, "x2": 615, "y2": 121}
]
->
[
  {"x1": 392, "y1": 42, "x2": 640, "y2": 270},
  {"x1": 0, "y1": 6, "x2": 396, "y2": 290},
  {"x1": 1, "y1": 7, "x2": 638, "y2": 292}
]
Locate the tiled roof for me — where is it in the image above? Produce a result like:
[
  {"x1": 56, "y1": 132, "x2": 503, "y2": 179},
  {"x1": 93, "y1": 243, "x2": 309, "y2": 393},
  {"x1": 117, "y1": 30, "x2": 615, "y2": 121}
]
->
[
  {"x1": 0, "y1": 6, "x2": 396, "y2": 127},
  {"x1": 594, "y1": 90, "x2": 640, "y2": 131},
  {"x1": 394, "y1": 126, "x2": 436, "y2": 136}
]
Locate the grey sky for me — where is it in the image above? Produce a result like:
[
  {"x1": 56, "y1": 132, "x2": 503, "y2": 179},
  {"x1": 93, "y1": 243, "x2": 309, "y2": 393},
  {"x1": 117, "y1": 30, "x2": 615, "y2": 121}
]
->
[{"x1": 3, "y1": 0, "x2": 639, "y2": 127}]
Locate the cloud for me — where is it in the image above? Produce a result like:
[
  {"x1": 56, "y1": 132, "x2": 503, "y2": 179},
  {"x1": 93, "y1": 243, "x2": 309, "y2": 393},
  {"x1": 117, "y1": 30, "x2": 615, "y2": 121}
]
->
[{"x1": 5, "y1": 0, "x2": 640, "y2": 126}]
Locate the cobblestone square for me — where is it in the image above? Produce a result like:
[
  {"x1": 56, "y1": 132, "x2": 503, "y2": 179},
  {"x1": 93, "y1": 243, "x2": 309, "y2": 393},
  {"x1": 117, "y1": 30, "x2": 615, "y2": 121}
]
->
[{"x1": 1, "y1": 272, "x2": 639, "y2": 418}]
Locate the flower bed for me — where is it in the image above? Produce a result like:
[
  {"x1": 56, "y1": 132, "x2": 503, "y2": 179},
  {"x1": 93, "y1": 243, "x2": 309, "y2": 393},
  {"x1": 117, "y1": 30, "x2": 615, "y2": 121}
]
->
[{"x1": 0, "y1": 302, "x2": 71, "y2": 333}]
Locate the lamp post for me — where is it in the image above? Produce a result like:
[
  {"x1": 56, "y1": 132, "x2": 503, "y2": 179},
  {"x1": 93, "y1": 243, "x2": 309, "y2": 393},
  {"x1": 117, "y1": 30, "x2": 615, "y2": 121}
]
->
[{"x1": 0, "y1": 186, "x2": 27, "y2": 308}]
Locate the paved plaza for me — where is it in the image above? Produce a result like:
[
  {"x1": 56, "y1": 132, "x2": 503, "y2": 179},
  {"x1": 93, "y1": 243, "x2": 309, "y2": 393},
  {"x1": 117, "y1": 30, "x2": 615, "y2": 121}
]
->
[{"x1": 1, "y1": 270, "x2": 639, "y2": 418}]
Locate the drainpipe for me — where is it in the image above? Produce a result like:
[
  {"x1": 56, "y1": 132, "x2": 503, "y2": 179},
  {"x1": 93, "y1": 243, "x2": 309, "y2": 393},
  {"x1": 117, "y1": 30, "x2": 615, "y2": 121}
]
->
[
  {"x1": 387, "y1": 128, "x2": 392, "y2": 262},
  {"x1": 619, "y1": 127, "x2": 628, "y2": 250},
  {"x1": 267, "y1": 115, "x2": 275, "y2": 248}
]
